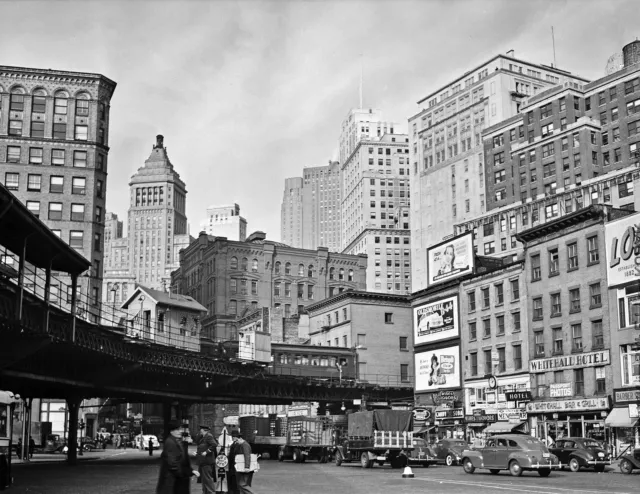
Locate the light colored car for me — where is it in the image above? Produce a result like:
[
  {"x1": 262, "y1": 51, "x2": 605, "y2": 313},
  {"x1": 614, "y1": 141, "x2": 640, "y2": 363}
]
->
[
  {"x1": 462, "y1": 434, "x2": 559, "y2": 477},
  {"x1": 135, "y1": 434, "x2": 160, "y2": 450}
]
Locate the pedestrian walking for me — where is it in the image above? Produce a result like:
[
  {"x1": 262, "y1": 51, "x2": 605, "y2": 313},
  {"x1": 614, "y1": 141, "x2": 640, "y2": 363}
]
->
[
  {"x1": 115, "y1": 434, "x2": 121, "y2": 449},
  {"x1": 156, "y1": 422, "x2": 195, "y2": 494},
  {"x1": 28, "y1": 436, "x2": 35, "y2": 459},
  {"x1": 233, "y1": 433, "x2": 255, "y2": 494},
  {"x1": 149, "y1": 437, "x2": 154, "y2": 456},
  {"x1": 227, "y1": 431, "x2": 240, "y2": 494},
  {"x1": 16, "y1": 438, "x2": 22, "y2": 460},
  {"x1": 192, "y1": 425, "x2": 217, "y2": 494}
]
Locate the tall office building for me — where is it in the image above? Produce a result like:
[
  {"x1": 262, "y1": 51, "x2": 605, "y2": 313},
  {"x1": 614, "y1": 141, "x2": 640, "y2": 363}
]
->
[
  {"x1": 339, "y1": 108, "x2": 400, "y2": 164},
  {"x1": 301, "y1": 161, "x2": 342, "y2": 252},
  {"x1": 341, "y1": 133, "x2": 412, "y2": 294},
  {"x1": 203, "y1": 204, "x2": 247, "y2": 241},
  {"x1": 280, "y1": 177, "x2": 304, "y2": 248},
  {"x1": 102, "y1": 135, "x2": 193, "y2": 307},
  {"x1": 0, "y1": 65, "x2": 116, "y2": 321},
  {"x1": 409, "y1": 53, "x2": 589, "y2": 291}
]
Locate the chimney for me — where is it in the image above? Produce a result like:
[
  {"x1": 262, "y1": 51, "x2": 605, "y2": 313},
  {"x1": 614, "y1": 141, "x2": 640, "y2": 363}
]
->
[{"x1": 154, "y1": 134, "x2": 164, "y2": 149}]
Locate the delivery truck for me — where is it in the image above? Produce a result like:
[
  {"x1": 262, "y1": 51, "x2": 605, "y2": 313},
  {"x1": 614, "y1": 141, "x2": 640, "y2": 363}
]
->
[
  {"x1": 238, "y1": 415, "x2": 286, "y2": 459},
  {"x1": 334, "y1": 410, "x2": 414, "y2": 469},
  {"x1": 278, "y1": 415, "x2": 346, "y2": 463}
]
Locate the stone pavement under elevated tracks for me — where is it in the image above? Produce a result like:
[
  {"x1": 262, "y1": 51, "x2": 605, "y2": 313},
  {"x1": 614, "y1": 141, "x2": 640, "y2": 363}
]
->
[{"x1": 7, "y1": 446, "x2": 639, "y2": 494}]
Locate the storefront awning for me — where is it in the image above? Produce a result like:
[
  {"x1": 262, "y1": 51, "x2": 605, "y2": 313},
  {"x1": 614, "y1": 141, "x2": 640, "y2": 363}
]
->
[
  {"x1": 483, "y1": 421, "x2": 527, "y2": 434},
  {"x1": 605, "y1": 408, "x2": 639, "y2": 428},
  {"x1": 414, "y1": 425, "x2": 436, "y2": 434}
]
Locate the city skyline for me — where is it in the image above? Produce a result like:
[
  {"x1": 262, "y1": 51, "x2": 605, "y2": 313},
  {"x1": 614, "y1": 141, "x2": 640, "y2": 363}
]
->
[{"x1": 1, "y1": 0, "x2": 638, "y2": 243}]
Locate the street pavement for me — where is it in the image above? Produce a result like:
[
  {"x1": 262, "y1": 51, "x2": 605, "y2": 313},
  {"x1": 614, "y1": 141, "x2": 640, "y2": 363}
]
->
[{"x1": 8, "y1": 449, "x2": 640, "y2": 494}]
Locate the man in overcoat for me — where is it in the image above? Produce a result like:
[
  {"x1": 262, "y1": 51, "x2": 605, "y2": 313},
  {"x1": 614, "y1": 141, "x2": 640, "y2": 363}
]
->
[
  {"x1": 193, "y1": 425, "x2": 217, "y2": 493},
  {"x1": 157, "y1": 422, "x2": 194, "y2": 494}
]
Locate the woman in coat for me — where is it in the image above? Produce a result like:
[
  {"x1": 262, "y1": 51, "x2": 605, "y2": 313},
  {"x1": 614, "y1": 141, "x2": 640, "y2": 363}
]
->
[{"x1": 157, "y1": 422, "x2": 194, "y2": 494}]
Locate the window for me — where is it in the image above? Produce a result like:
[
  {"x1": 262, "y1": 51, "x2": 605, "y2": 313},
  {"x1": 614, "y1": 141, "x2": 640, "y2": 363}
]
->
[
  {"x1": 26, "y1": 201, "x2": 40, "y2": 218},
  {"x1": 54, "y1": 96, "x2": 68, "y2": 114},
  {"x1": 71, "y1": 177, "x2": 86, "y2": 195},
  {"x1": 307, "y1": 284, "x2": 314, "y2": 300},
  {"x1": 494, "y1": 170, "x2": 506, "y2": 183},
  {"x1": 69, "y1": 231, "x2": 83, "y2": 249},
  {"x1": 574, "y1": 368, "x2": 584, "y2": 395},
  {"x1": 484, "y1": 349, "x2": 492, "y2": 375},
  {"x1": 496, "y1": 315, "x2": 505, "y2": 335},
  {"x1": 551, "y1": 292, "x2": 562, "y2": 316},
  {"x1": 49, "y1": 176, "x2": 64, "y2": 193},
  {"x1": 590, "y1": 282, "x2": 602, "y2": 308},
  {"x1": 75, "y1": 125, "x2": 88, "y2": 140},
  {"x1": 484, "y1": 241, "x2": 495, "y2": 254},
  {"x1": 535, "y1": 331, "x2": 544, "y2": 356},
  {"x1": 52, "y1": 122, "x2": 67, "y2": 140},
  {"x1": 533, "y1": 297, "x2": 543, "y2": 320},
  {"x1": 481, "y1": 287, "x2": 490, "y2": 309},
  {"x1": 399, "y1": 336, "x2": 408, "y2": 350},
  {"x1": 531, "y1": 254, "x2": 541, "y2": 280},
  {"x1": 93, "y1": 233, "x2": 101, "y2": 252},
  {"x1": 6, "y1": 146, "x2": 20, "y2": 163},
  {"x1": 549, "y1": 248, "x2": 559, "y2": 275},
  {"x1": 513, "y1": 344, "x2": 522, "y2": 370},
  {"x1": 48, "y1": 202, "x2": 63, "y2": 220},
  {"x1": 469, "y1": 321, "x2": 477, "y2": 340},
  {"x1": 468, "y1": 291, "x2": 476, "y2": 312},
  {"x1": 571, "y1": 323, "x2": 582, "y2": 351},
  {"x1": 384, "y1": 312, "x2": 393, "y2": 324},
  {"x1": 541, "y1": 123, "x2": 554, "y2": 138},
  {"x1": 95, "y1": 205, "x2": 102, "y2": 222},
  {"x1": 72, "y1": 151, "x2": 87, "y2": 168},
  {"x1": 511, "y1": 279, "x2": 519, "y2": 300},
  {"x1": 619, "y1": 179, "x2": 633, "y2": 197},
  {"x1": 4, "y1": 173, "x2": 19, "y2": 190},
  {"x1": 470, "y1": 352, "x2": 478, "y2": 376},
  {"x1": 592, "y1": 319, "x2": 604, "y2": 348},
  {"x1": 553, "y1": 327, "x2": 563, "y2": 354},
  {"x1": 76, "y1": 98, "x2": 89, "y2": 116},
  {"x1": 567, "y1": 243, "x2": 578, "y2": 269},
  {"x1": 483, "y1": 318, "x2": 491, "y2": 337},
  {"x1": 498, "y1": 347, "x2": 505, "y2": 372},
  {"x1": 495, "y1": 283, "x2": 504, "y2": 304},
  {"x1": 9, "y1": 120, "x2": 22, "y2": 136},
  {"x1": 29, "y1": 148, "x2": 43, "y2": 165},
  {"x1": 595, "y1": 366, "x2": 606, "y2": 394},
  {"x1": 569, "y1": 288, "x2": 581, "y2": 312},
  {"x1": 512, "y1": 311, "x2": 521, "y2": 331},
  {"x1": 284, "y1": 282, "x2": 291, "y2": 297},
  {"x1": 297, "y1": 283, "x2": 304, "y2": 299},
  {"x1": 252, "y1": 259, "x2": 259, "y2": 273},
  {"x1": 31, "y1": 121, "x2": 45, "y2": 138},
  {"x1": 27, "y1": 174, "x2": 41, "y2": 191},
  {"x1": 400, "y1": 364, "x2": 409, "y2": 383},
  {"x1": 285, "y1": 262, "x2": 291, "y2": 275},
  {"x1": 621, "y1": 344, "x2": 640, "y2": 385},
  {"x1": 626, "y1": 78, "x2": 640, "y2": 95}
]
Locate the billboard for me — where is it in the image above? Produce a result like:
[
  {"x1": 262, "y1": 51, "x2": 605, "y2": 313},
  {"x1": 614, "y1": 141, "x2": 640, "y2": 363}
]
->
[
  {"x1": 413, "y1": 295, "x2": 459, "y2": 346},
  {"x1": 415, "y1": 345, "x2": 461, "y2": 392},
  {"x1": 427, "y1": 232, "x2": 474, "y2": 287},
  {"x1": 605, "y1": 213, "x2": 640, "y2": 287}
]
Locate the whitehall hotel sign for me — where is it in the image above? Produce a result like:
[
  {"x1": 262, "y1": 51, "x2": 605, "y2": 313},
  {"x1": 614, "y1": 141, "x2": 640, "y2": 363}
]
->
[{"x1": 529, "y1": 350, "x2": 610, "y2": 374}]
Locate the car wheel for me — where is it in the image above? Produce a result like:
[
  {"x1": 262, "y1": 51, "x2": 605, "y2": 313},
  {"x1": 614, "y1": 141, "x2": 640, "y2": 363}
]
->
[
  {"x1": 360, "y1": 452, "x2": 371, "y2": 469},
  {"x1": 445, "y1": 454, "x2": 454, "y2": 466},
  {"x1": 594, "y1": 465, "x2": 605, "y2": 473},
  {"x1": 462, "y1": 458, "x2": 475, "y2": 474},
  {"x1": 293, "y1": 449, "x2": 301, "y2": 463},
  {"x1": 278, "y1": 449, "x2": 284, "y2": 462},
  {"x1": 509, "y1": 460, "x2": 523, "y2": 477},
  {"x1": 489, "y1": 469, "x2": 500, "y2": 475},
  {"x1": 335, "y1": 453, "x2": 342, "y2": 467},
  {"x1": 569, "y1": 458, "x2": 580, "y2": 473},
  {"x1": 538, "y1": 468, "x2": 551, "y2": 477},
  {"x1": 301, "y1": 454, "x2": 306, "y2": 463},
  {"x1": 619, "y1": 459, "x2": 633, "y2": 475}
]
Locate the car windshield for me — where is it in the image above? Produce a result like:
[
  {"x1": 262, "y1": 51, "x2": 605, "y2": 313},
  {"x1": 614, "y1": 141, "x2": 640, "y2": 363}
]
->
[
  {"x1": 582, "y1": 440, "x2": 601, "y2": 448},
  {"x1": 448, "y1": 440, "x2": 467, "y2": 446}
]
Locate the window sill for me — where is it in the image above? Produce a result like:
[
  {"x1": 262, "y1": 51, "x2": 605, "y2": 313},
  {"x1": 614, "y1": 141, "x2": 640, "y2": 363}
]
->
[
  {"x1": 587, "y1": 260, "x2": 600, "y2": 267},
  {"x1": 483, "y1": 335, "x2": 492, "y2": 340},
  {"x1": 569, "y1": 309, "x2": 581, "y2": 314},
  {"x1": 511, "y1": 298, "x2": 520, "y2": 303},
  {"x1": 592, "y1": 344, "x2": 604, "y2": 351},
  {"x1": 571, "y1": 348, "x2": 584, "y2": 354},
  {"x1": 496, "y1": 332, "x2": 505, "y2": 337},
  {"x1": 552, "y1": 351, "x2": 564, "y2": 356},
  {"x1": 495, "y1": 302, "x2": 504, "y2": 308},
  {"x1": 399, "y1": 348, "x2": 409, "y2": 352},
  {"x1": 550, "y1": 313, "x2": 562, "y2": 318},
  {"x1": 567, "y1": 266, "x2": 579, "y2": 273},
  {"x1": 532, "y1": 317, "x2": 543, "y2": 322},
  {"x1": 531, "y1": 277, "x2": 541, "y2": 283},
  {"x1": 549, "y1": 271, "x2": 559, "y2": 278},
  {"x1": 590, "y1": 304, "x2": 602, "y2": 310},
  {"x1": 512, "y1": 329, "x2": 521, "y2": 333},
  {"x1": 469, "y1": 338, "x2": 477, "y2": 343},
  {"x1": 468, "y1": 310, "x2": 476, "y2": 315}
]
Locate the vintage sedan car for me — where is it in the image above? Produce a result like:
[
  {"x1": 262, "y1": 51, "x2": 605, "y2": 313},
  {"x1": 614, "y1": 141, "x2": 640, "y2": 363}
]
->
[
  {"x1": 399, "y1": 438, "x2": 438, "y2": 467},
  {"x1": 462, "y1": 434, "x2": 559, "y2": 477},
  {"x1": 549, "y1": 437, "x2": 611, "y2": 472},
  {"x1": 619, "y1": 447, "x2": 640, "y2": 474},
  {"x1": 431, "y1": 438, "x2": 469, "y2": 466}
]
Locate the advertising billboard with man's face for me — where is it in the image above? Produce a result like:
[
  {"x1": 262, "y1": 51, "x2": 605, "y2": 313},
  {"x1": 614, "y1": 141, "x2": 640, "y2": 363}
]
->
[
  {"x1": 427, "y1": 232, "x2": 474, "y2": 287},
  {"x1": 415, "y1": 346, "x2": 461, "y2": 392},
  {"x1": 413, "y1": 295, "x2": 459, "y2": 346}
]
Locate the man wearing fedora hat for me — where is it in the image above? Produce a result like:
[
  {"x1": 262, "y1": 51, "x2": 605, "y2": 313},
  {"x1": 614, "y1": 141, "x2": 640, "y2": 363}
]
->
[
  {"x1": 192, "y1": 425, "x2": 217, "y2": 494},
  {"x1": 156, "y1": 421, "x2": 194, "y2": 494},
  {"x1": 230, "y1": 431, "x2": 255, "y2": 494}
]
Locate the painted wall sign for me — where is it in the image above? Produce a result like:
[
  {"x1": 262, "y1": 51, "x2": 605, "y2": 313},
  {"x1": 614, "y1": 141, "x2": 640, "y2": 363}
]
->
[
  {"x1": 413, "y1": 295, "x2": 459, "y2": 345},
  {"x1": 435, "y1": 408, "x2": 464, "y2": 419},
  {"x1": 427, "y1": 232, "x2": 474, "y2": 287},
  {"x1": 550, "y1": 383, "x2": 573, "y2": 398},
  {"x1": 526, "y1": 397, "x2": 609, "y2": 413},
  {"x1": 605, "y1": 214, "x2": 640, "y2": 287},
  {"x1": 529, "y1": 350, "x2": 610, "y2": 373},
  {"x1": 505, "y1": 391, "x2": 532, "y2": 402},
  {"x1": 614, "y1": 388, "x2": 640, "y2": 404},
  {"x1": 415, "y1": 346, "x2": 461, "y2": 392}
]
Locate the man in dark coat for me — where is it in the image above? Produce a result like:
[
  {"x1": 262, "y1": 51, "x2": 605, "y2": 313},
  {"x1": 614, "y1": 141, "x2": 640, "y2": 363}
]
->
[
  {"x1": 233, "y1": 433, "x2": 255, "y2": 494},
  {"x1": 157, "y1": 422, "x2": 194, "y2": 494},
  {"x1": 227, "y1": 431, "x2": 241, "y2": 494},
  {"x1": 192, "y1": 425, "x2": 217, "y2": 494}
]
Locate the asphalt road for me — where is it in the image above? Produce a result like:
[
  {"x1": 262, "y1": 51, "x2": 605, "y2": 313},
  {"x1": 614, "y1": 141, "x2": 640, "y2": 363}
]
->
[{"x1": 8, "y1": 449, "x2": 640, "y2": 494}]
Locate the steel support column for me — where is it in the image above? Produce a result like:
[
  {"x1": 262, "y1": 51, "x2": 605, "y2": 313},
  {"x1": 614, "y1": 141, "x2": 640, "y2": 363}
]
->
[
  {"x1": 66, "y1": 397, "x2": 81, "y2": 465},
  {"x1": 70, "y1": 274, "x2": 78, "y2": 343}
]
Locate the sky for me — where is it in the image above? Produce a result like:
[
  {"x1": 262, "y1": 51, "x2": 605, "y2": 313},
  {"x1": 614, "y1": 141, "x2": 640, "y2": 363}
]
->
[{"x1": 1, "y1": 0, "x2": 638, "y2": 242}]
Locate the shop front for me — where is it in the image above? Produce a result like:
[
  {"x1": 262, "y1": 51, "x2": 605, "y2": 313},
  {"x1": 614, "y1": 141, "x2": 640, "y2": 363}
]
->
[
  {"x1": 526, "y1": 397, "x2": 610, "y2": 443},
  {"x1": 415, "y1": 389, "x2": 463, "y2": 443},
  {"x1": 434, "y1": 406, "x2": 465, "y2": 440},
  {"x1": 606, "y1": 387, "x2": 640, "y2": 455}
]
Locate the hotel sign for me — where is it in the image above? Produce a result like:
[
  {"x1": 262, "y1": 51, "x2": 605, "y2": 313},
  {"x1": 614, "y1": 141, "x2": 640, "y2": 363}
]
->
[
  {"x1": 529, "y1": 350, "x2": 610, "y2": 373},
  {"x1": 505, "y1": 391, "x2": 532, "y2": 402},
  {"x1": 526, "y1": 397, "x2": 609, "y2": 413}
]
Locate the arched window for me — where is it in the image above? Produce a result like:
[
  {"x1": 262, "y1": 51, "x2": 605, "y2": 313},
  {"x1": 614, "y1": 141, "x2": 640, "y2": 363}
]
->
[
  {"x1": 9, "y1": 87, "x2": 25, "y2": 116},
  {"x1": 54, "y1": 90, "x2": 69, "y2": 115},
  {"x1": 329, "y1": 267, "x2": 335, "y2": 280},
  {"x1": 275, "y1": 261, "x2": 281, "y2": 274},
  {"x1": 252, "y1": 259, "x2": 258, "y2": 272},
  {"x1": 241, "y1": 257, "x2": 248, "y2": 271},
  {"x1": 348, "y1": 269, "x2": 354, "y2": 282},
  {"x1": 339, "y1": 268, "x2": 345, "y2": 280},
  {"x1": 298, "y1": 264, "x2": 304, "y2": 276},
  {"x1": 308, "y1": 265, "x2": 314, "y2": 278},
  {"x1": 230, "y1": 257, "x2": 238, "y2": 270},
  {"x1": 285, "y1": 262, "x2": 291, "y2": 275},
  {"x1": 75, "y1": 91, "x2": 90, "y2": 116}
]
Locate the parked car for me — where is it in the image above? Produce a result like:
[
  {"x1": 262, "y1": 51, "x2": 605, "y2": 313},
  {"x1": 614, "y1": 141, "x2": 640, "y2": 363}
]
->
[
  {"x1": 549, "y1": 437, "x2": 611, "y2": 472},
  {"x1": 134, "y1": 434, "x2": 160, "y2": 450},
  {"x1": 400, "y1": 438, "x2": 438, "y2": 467},
  {"x1": 619, "y1": 447, "x2": 640, "y2": 475},
  {"x1": 462, "y1": 434, "x2": 559, "y2": 477},
  {"x1": 431, "y1": 438, "x2": 468, "y2": 466},
  {"x1": 43, "y1": 434, "x2": 65, "y2": 453}
]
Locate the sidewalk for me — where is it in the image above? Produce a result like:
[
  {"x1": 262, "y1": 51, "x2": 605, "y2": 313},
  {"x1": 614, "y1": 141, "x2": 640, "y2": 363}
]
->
[{"x1": 11, "y1": 447, "x2": 156, "y2": 466}]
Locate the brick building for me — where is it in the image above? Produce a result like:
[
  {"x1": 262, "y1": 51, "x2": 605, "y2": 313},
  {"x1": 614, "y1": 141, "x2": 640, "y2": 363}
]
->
[
  {"x1": 305, "y1": 290, "x2": 412, "y2": 386},
  {"x1": 171, "y1": 230, "x2": 367, "y2": 352},
  {"x1": 0, "y1": 65, "x2": 116, "y2": 321},
  {"x1": 516, "y1": 205, "x2": 631, "y2": 442}
]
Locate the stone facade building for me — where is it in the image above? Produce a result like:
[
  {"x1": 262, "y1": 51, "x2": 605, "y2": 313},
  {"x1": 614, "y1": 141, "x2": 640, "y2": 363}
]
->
[{"x1": 0, "y1": 65, "x2": 116, "y2": 321}]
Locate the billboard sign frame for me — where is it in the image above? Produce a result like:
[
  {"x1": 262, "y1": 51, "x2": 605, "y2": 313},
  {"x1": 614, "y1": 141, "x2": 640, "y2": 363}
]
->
[{"x1": 426, "y1": 231, "x2": 475, "y2": 287}]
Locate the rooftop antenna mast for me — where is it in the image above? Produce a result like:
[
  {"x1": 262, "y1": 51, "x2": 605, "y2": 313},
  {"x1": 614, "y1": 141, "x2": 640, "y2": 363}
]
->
[
  {"x1": 551, "y1": 26, "x2": 558, "y2": 68},
  {"x1": 359, "y1": 53, "x2": 363, "y2": 109}
]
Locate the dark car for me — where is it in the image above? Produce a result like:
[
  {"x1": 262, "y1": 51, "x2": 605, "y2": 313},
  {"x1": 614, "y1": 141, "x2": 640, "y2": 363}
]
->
[
  {"x1": 431, "y1": 438, "x2": 468, "y2": 466},
  {"x1": 400, "y1": 438, "x2": 437, "y2": 467},
  {"x1": 43, "y1": 434, "x2": 65, "y2": 453},
  {"x1": 619, "y1": 447, "x2": 640, "y2": 474},
  {"x1": 549, "y1": 437, "x2": 611, "y2": 472},
  {"x1": 462, "y1": 434, "x2": 559, "y2": 477}
]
